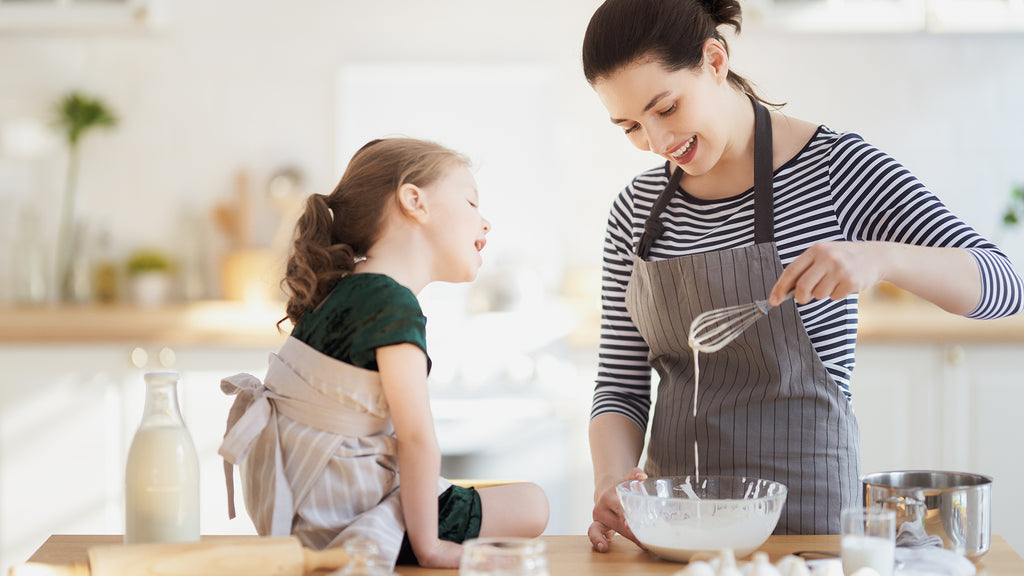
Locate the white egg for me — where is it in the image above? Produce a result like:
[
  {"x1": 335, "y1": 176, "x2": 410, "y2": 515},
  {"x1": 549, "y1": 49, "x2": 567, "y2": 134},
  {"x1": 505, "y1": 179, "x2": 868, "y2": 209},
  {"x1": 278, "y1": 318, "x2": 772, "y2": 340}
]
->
[
  {"x1": 774, "y1": 555, "x2": 811, "y2": 576},
  {"x1": 742, "y1": 552, "x2": 782, "y2": 576},
  {"x1": 674, "y1": 560, "x2": 717, "y2": 576}
]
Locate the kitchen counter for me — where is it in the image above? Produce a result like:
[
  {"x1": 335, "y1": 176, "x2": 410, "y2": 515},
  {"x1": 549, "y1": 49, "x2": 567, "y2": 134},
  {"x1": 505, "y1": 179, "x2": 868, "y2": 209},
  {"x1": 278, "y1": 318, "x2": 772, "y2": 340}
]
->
[
  {"x1": 3, "y1": 297, "x2": 1024, "y2": 346},
  {"x1": 23, "y1": 534, "x2": 1024, "y2": 575}
]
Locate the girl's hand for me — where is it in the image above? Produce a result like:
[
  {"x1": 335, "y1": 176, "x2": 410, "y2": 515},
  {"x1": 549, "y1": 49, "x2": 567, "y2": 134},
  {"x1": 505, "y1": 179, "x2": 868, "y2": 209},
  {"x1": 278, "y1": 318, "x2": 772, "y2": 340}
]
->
[
  {"x1": 769, "y1": 241, "x2": 884, "y2": 306},
  {"x1": 413, "y1": 539, "x2": 463, "y2": 569},
  {"x1": 589, "y1": 467, "x2": 648, "y2": 552}
]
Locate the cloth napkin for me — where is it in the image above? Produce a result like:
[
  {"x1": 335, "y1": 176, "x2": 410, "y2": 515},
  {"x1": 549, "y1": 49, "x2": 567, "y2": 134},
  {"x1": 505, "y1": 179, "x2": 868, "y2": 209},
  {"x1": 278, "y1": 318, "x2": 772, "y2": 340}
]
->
[{"x1": 894, "y1": 521, "x2": 976, "y2": 576}]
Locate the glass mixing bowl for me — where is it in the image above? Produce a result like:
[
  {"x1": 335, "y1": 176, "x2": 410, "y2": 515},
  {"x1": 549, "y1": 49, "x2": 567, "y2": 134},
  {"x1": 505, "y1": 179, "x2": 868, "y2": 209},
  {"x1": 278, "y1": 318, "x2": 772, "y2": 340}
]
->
[{"x1": 617, "y1": 475, "x2": 787, "y2": 562}]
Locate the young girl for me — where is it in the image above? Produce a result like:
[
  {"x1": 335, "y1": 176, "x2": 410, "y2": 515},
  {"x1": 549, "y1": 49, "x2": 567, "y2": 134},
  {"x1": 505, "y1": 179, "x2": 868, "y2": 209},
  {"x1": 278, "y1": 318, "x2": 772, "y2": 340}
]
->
[{"x1": 219, "y1": 137, "x2": 549, "y2": 569}]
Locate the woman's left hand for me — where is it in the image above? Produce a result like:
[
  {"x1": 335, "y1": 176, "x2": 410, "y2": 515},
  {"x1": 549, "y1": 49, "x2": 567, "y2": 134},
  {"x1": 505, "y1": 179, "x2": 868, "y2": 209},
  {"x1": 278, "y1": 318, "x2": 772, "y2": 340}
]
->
[{"x1": 769, "y1": 241, "x2": 883, "y2": 306}]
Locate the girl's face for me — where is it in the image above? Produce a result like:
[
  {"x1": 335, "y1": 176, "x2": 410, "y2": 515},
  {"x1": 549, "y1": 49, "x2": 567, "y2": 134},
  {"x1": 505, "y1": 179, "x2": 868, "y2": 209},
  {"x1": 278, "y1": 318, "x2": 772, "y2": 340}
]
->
[
  {"x1": 422, "y1": 164, "x2": 490, "y2": 283},
  {"x1": 592, "y1": 53, "x2": 730, "y2": 177}
]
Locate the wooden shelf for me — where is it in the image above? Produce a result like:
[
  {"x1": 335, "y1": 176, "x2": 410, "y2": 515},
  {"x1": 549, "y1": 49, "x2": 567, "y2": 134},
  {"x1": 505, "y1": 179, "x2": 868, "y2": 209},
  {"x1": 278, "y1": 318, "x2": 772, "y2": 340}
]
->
[
  {"x1": 857, "y1": 297, "x2": 1024, "y2": 344},
  {"x1": 0, "y1": 300, "x2": 289, "y2": 347},
  {"x1": 1, "y1": 297, "x2": 1022, "y2": 348}
]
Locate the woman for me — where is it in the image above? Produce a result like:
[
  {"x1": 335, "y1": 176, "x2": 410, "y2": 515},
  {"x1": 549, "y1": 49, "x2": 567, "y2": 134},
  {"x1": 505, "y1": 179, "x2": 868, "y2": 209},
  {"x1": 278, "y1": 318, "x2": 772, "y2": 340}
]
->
[{"x1": 581, "y1": 0, "x2": 1024, "y2": 551}]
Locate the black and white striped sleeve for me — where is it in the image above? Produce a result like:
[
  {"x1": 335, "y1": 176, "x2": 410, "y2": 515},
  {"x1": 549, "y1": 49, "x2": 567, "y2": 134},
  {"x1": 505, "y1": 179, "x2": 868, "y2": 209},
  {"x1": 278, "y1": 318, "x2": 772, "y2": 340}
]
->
[
  {"x1": 828, "y1": 133, "x2": 1024, "y2": 319},
  {"x1": 591, "y1": 185, "x2": 654, "y2": 430}
]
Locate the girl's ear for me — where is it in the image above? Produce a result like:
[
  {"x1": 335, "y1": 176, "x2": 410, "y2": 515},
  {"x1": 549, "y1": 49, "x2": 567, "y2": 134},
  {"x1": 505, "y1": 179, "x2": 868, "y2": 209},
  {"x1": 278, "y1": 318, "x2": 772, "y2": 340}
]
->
[
  {"x1": 702, "y1": 38, "x2": 730, "y2": 85},
  {"x1": 397, "y1": 183, "x2": 429, "y2": 222}
]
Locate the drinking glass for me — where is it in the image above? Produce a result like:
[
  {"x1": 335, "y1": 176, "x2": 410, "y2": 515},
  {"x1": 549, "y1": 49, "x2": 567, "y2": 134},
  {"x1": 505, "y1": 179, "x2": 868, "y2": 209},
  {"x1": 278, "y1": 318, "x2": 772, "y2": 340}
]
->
[
  {"x1": 841, "y1": 507, "x2": 896, "y2": 576},
  {"x1": 459, "y1": 538, "x2": 549, "y2": 576}
]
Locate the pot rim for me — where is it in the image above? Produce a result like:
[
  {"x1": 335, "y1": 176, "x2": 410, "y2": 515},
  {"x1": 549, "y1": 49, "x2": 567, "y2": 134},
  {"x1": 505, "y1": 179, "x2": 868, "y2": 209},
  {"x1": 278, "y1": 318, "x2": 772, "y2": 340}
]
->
[{"x1": 861, "y1": 469, "x2": 993, "y2": 490}]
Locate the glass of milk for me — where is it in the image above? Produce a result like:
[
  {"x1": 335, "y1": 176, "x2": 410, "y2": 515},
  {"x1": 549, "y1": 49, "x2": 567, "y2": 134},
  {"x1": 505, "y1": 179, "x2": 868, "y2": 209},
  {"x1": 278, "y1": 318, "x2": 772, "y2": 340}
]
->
[
  {"x1": 841, "y1": 507, "x2": 896, "y2": 576},
  {"x1": 460, "y1": 538, "x2": 548, "y2": 576}
]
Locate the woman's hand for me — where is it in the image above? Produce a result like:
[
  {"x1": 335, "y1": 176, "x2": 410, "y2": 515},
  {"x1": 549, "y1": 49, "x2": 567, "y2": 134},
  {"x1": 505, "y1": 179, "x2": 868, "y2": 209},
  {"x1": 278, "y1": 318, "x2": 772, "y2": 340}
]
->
[
  {"x1": 589, "y1": 467, "x2": 648, "y2": 552},
  {"x1": 769, "y1": 241, "x2": 883, "y2": 306},
  {"x1": 769, "y1": 241, "x2": 981, "y2": 315},
  {"x1": 412, "y1": 539, "x2": 463, "y2": 569}
]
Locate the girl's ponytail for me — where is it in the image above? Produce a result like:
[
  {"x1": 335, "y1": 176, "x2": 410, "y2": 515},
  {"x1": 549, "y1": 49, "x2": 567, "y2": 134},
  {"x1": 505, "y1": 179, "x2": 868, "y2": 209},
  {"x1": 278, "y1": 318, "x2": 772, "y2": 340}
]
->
[{"x1": 280, "y1": 193, "x2": 354, "y2": 328}]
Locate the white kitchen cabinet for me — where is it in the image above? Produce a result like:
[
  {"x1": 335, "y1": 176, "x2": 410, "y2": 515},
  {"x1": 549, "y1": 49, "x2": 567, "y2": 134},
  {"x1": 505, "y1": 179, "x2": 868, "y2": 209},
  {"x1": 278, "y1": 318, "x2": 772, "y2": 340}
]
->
[
  {"x1": 0, "y1": 343, "x2": 268, "y2": 572},
  {"x1": 852, "y1": 342, "x2": 1024, "y2": 556}
]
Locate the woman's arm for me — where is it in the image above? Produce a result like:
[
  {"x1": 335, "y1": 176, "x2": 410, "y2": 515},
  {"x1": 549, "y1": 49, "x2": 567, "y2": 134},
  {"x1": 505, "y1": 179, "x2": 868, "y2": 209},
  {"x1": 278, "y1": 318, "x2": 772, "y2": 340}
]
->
[
  {"x1": 377, "y1": 343, "x2": 461, "y2": 569},
  {"x1": 588, "y1": 184, "x2": 659, "y2": 551},
  {"x1": 588, "y1": 413, "x2": 647, "y2": 552},
  {"x1": 770, "y1": 241, "x2": 981, "y2": 314},
  {"x1": 771, "y1": 133, "x2": 1023, "y2": 315}
]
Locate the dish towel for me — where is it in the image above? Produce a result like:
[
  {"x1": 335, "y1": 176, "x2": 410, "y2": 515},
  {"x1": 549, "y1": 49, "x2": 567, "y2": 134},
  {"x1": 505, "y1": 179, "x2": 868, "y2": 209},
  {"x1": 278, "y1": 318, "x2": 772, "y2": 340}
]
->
[{"x1": 895, "y1": 522, "x2": 976, "y2": 576}]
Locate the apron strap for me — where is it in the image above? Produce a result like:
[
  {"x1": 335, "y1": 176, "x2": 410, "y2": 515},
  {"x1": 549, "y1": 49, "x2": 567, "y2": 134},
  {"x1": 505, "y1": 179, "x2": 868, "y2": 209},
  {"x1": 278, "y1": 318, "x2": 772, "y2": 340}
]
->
[
  {"x1": 636, "y1": 93, "x2": 776, "y2": 259},
  {"x1": 751, "y1": 95, "x2": 775, "y2": 244},
  {"x1": 637, "y1": 166, "x2": 684, "y2": 259}
]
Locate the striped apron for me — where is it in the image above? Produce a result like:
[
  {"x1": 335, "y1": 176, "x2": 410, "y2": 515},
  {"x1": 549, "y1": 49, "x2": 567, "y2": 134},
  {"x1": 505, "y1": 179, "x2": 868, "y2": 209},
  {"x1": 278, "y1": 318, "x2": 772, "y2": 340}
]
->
[
  {"x1": 219, "y1": 336, "x2": 450, "y2": 566},
  {"x1": 624, "y1": 97, "x2": 861, "y2": 534}
]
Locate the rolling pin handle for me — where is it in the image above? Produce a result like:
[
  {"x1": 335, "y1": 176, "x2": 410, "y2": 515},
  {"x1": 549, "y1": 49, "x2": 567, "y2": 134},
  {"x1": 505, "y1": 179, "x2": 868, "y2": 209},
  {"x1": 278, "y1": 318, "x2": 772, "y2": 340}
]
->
[
  {"x1": 8, "y1": 562, "x2": 90, "y2": 576},
  {"x1": 302, "y1": 547, "x2": 350, "y2": 572}
]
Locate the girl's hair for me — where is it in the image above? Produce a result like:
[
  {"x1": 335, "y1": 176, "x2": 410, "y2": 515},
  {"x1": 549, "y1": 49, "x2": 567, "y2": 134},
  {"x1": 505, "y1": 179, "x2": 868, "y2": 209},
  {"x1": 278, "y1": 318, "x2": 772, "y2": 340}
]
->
[
  {"x1": 582, "y1": 0, "x2": 774, "y2": 105},
  {"x1": 280, "y1": 137, "x2": 469, "y2": 328}
]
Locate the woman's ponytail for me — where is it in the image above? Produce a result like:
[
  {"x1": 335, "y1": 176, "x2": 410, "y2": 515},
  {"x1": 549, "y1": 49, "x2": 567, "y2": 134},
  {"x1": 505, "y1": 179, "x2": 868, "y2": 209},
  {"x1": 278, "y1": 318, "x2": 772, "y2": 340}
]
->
[{"x1": 583, "y1": 0, "x2": 779, "y2": 106}]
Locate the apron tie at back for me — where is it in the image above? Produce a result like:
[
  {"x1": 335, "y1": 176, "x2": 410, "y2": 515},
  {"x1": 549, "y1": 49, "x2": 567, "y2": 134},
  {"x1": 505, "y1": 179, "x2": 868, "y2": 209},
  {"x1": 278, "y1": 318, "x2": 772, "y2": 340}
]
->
[{"x1": 218, "y1": 338, "x2": 391, "y2": 532}]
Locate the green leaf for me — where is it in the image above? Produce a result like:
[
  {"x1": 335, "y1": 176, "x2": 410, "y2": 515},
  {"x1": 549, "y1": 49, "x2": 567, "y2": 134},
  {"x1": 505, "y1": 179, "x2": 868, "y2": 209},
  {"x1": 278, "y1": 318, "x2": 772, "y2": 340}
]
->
[{"x1": 53, "y1": 91, "x2": 118, "y2": 147}]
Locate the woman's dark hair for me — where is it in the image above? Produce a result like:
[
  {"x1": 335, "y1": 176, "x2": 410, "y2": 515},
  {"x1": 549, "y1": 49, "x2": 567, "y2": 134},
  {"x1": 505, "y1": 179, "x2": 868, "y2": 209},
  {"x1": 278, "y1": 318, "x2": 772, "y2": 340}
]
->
[
  {"x1": 279, "y1": 137, "x2": 469, "y2": 328},
  {"x1": 582, "y1": 0, "x2": 772, "y2": 104}
]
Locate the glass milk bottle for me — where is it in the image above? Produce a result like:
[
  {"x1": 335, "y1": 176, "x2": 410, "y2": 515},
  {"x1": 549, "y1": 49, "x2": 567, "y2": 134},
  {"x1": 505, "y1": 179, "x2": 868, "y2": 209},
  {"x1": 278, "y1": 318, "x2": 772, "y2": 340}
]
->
[{"x1": 125, "y1": 371, "x2": 200, "y2": 543}]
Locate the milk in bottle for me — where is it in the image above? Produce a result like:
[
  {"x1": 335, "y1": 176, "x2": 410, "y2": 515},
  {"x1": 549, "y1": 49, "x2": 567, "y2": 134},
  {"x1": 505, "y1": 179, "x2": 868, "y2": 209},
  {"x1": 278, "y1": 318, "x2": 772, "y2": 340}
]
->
[{"x1": 125, "y1": 371, "x2": 200, "y2": 543}]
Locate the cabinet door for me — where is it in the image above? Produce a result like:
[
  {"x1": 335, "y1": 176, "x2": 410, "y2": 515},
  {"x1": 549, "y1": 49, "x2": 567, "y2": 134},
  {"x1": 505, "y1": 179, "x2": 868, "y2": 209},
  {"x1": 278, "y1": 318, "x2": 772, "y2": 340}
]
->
[
  {"x1": 961, "y1": 344, "x2": 1024, "y2": 556},
  {"x1": 0, "y1": 345, "x2": 127, "y2": 571},
  {"x1": 850, "y1": 344, "x2": 946, "y2": 474}
]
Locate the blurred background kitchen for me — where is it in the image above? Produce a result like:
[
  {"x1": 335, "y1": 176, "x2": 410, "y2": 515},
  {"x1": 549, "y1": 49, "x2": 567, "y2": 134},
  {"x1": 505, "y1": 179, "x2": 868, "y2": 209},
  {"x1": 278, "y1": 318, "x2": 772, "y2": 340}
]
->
[{"x1": 2, "y1": 0, "x2": 1024, "y2": 570}]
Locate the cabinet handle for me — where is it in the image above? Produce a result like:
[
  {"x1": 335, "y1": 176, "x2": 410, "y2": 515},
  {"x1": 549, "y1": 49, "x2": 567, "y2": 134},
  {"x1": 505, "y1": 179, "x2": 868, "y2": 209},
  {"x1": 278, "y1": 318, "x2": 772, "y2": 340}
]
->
[{"x1": 945, "y1": 345, "x2": 966, "y2": 366}]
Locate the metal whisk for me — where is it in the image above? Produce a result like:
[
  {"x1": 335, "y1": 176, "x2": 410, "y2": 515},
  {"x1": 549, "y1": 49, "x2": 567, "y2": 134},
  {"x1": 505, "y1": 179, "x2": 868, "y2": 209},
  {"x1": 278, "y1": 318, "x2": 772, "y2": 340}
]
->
[{"x1": 687, "y1": 292, "x2": 795, "y2": 353}]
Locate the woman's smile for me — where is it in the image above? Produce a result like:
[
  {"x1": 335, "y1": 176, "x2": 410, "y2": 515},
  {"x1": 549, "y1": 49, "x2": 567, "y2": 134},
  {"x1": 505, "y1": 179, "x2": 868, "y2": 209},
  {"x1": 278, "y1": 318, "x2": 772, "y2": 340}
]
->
[{"x1": 668, "y1": 135, "x2": 698, "y2": 165}]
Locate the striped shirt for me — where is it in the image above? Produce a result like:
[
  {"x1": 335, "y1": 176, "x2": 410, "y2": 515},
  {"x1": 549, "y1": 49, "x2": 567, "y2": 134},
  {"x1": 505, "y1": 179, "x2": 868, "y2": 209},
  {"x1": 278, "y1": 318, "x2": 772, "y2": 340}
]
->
[{"x1": 593, "y1": 127, "x2": 1024, "y2": 430}]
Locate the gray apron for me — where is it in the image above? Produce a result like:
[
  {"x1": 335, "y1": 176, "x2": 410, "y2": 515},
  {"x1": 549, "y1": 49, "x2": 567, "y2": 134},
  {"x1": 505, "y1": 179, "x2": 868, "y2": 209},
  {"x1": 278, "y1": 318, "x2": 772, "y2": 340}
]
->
[{"x1": 624, "y1": 97, "x2": 860, "y2": 534}]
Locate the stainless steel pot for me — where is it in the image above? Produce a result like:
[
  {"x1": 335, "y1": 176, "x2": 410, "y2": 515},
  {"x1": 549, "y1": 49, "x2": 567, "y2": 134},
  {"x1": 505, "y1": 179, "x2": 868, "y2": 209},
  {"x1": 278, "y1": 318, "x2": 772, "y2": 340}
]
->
[{"x1": 861, "y1": 470, "x2": 992, "y2": 558}]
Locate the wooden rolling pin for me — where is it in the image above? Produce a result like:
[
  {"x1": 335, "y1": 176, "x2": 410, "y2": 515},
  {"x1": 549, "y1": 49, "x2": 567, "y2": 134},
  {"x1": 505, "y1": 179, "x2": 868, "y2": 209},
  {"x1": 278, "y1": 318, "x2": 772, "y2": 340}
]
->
[{"x1": 8, "y1": 536, "x2": 349, "y2": 576}]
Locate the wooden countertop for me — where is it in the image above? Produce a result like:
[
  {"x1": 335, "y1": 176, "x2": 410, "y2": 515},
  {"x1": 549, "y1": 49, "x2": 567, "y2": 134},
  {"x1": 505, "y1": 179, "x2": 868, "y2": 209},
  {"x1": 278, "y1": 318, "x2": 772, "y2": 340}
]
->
[
  {"x1": 1, "y1": 296, "x2": 1023, "y2": 346},
  {"x1": 23, "y1": 534, "x2": 1024, "y2": 575}
]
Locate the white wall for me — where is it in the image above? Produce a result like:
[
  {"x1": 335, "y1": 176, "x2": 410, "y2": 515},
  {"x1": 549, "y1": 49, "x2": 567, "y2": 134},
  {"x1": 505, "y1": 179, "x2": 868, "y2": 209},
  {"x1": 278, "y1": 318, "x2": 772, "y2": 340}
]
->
[{"x1": 2, "y1": 2, "x2": 1023, "y2": 295}]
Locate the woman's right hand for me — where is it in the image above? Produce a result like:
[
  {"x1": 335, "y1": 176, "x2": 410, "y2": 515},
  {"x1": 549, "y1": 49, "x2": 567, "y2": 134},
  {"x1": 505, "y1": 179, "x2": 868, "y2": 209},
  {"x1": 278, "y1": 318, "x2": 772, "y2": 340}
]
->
[{"x1": 589, "y1": 467, "x2": 648, "y2": 552}]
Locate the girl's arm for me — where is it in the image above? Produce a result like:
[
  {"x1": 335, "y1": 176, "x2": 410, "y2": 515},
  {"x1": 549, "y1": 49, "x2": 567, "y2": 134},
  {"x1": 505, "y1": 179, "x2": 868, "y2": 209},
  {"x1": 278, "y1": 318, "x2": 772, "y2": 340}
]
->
[{"x1": 377, "y1": 343, "x2": 462, "y2": 569}]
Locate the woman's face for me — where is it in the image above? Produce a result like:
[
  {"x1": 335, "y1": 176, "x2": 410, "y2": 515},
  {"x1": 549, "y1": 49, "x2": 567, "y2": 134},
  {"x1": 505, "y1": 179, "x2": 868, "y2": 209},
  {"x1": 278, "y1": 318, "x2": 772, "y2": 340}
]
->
[{"x1": 592, "y1": 53, "x2": 730, "y2": 176}]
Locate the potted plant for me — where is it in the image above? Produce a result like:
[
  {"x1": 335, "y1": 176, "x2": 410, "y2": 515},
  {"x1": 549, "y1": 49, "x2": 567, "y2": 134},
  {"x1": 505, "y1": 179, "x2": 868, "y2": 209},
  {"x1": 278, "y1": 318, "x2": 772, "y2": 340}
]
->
[
  {"x1": 53, "y1": 91, "x2": 118, "y2": 301},
  {"x1": 126, "y1": 248, "x2": 173, "y2": 307},
  {"x1": 1002, "y1": 183, "x2": 1024, "y2": 228},
  {"x1": 999, "y1": 183, "x2": 1024, "y2": 266}
]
